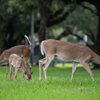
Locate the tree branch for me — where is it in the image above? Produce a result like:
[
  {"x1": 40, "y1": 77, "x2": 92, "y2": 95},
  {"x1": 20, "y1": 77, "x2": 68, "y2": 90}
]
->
[
  {"x1": 80, "y1": 3, "x2": 98, "y2": 15},
  {"x1": 56, "y1": 26, "x2": 83, "y2": 40},
  {"x1": 49, "y1": 8, "x2": 64, "y2": 19},
  {"x1": 47, "y1": 11, "x2": 69, "y2": 27},
  {"x1": 56, "y1": 30, "x2": 69, "y2": 40}
]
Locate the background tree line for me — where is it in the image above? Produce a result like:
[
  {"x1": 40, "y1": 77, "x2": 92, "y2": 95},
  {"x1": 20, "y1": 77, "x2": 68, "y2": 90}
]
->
[{"x1": 0, "y1": 0, "x2": 100, "y2": 68}]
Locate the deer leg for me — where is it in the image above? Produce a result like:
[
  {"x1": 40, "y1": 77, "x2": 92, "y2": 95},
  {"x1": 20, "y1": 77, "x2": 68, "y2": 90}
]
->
[
  {"x1": 80, "y1": 60, "x2": 94, "y2": 81},
  {"x1": 5, "y1": 65, "x2": 9, "y2": 80},
  {"x1": 39, "y1": 61, "x2": 42, "y2": 81},
  {"x1": 39, "y1": 57, "x2": 47, "y2": 81},
  {"x1": 22, "y1": 72, "x2": 25, "y2": 80},
  {"x1": 11, "y1": 66, "x2": 14, "y2": 80},
  {"x1": 71, "y1": 62, "x2": 78, "y2": 81},
  {"x1": 15, "y1": 68, "x2": 18, "y2": 81},
  {"x1": 43, "y1": 56, "x2": 54, "y2": 80},
  {"x1": 10, "y1": 65, "x2": 13, "y2": 80}
]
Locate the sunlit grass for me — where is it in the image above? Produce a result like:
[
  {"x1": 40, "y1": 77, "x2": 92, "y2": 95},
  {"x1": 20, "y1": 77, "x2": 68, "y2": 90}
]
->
[
  {"x1": 0, "y1": 65, "x2": 100, "y2": 100},
  {"x1": 55, "y1": 62, "x2": 93, "y2": 68},
  {"x1": 55, "y1": 63, "x2": 82, "y2": 68}
]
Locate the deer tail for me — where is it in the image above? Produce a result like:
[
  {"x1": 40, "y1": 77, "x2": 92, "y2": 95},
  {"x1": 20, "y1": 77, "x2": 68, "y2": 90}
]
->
[
  {"x1": 40, "y1": 41, "x2": 44, "y2": 56},
  {"x1": 91, "y1": 53, "x2": 100, "y2": 65},
  {"x1": 24, "y1": 35, "x2": 31, "y2": 47}
]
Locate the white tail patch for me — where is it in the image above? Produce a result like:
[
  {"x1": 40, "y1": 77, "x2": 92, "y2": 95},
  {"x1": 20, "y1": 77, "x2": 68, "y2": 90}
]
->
[
  {"x1": 40, "y1": 41, "x2": 44, "y2": 56},
  {"x1": 24, "y1": 35, "x2": 31, "y2": 47}
]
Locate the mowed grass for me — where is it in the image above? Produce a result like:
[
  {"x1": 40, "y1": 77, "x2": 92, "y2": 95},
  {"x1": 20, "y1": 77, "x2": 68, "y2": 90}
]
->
[{"x1": 0, "y1": 65, "x2": 100, "y2": 100}]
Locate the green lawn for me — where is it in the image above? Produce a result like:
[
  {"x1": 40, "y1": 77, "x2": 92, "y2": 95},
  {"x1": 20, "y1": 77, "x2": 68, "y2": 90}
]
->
[{"x1": 0, "y1": 65, "x2": 100, "y2": 100}]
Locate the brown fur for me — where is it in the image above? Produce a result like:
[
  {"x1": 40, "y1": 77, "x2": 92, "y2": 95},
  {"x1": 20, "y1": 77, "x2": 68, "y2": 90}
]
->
[
  {"x1": 9, "y1": 54, "x2": 33, "y2": 80},
  {"x1": 0, "y1": 35, "x2": 31, "y2": 80},
  {"x1": 39, "y1": 39, "x2": 100, "y2": 81}
]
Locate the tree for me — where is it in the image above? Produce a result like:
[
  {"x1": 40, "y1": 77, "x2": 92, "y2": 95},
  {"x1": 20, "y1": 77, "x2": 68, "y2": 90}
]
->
[
  {"x1": 0, "y1": 0, "x2": 100, "y2": 69},
  {"x1": 37, "y1": 0, "x2": 100, "y2": 69},
  {"x1": 0, "y1": 0, "x2": 39, "y2": 50}
]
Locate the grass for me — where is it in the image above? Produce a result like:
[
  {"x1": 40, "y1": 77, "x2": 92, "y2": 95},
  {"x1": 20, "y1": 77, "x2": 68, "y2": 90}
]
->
[
  {"x1": 55, "y1": 62, "x2": 93, "y2": 68},
  {"x1": 0, "y1": 65, "x2": 100, "y2": 100}
]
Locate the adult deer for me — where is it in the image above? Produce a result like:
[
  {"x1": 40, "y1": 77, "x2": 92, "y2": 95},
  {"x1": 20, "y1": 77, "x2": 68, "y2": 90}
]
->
[
  {"x1": 0, "y1": 35, "x2": 31, "y2": 79},
  {"x1": 9, "y1": 54, "x2": 34, "y2": 80},
  {"x1": 39, "y1": 39, "x2": 100, "y2": 81}
]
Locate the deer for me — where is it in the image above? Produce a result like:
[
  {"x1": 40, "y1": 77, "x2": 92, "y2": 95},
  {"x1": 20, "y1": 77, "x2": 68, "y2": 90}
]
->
[
  {"x1": 9, "y1": 54, "x2": 34, "y2": 80},
  {"x1": 39, "y1": 39, "x2": 100, "y2": 81},
  {"x1": 0, "y1": 35, "x2": 31, "y2": 80}
]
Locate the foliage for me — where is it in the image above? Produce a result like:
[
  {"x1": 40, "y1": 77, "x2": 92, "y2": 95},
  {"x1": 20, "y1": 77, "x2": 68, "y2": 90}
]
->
[
  {"x1": 0, "y1": 0, "x2": 98, "y2": 47},
  {"x1": 47, "y1": 2, "x2": 98, "y2": 43},
  {"x1": 0, "y1": 0, "x2": 100, "y2": 69},
  {"x1": 66, "y1": 2, "x2": 98, "y2": 42},
  {"x1": 0, "y1": 0, "x2": 39, "y2": 50},
  {"x1": 0, "y1": 66, "x2": 100, "y2": 100}
]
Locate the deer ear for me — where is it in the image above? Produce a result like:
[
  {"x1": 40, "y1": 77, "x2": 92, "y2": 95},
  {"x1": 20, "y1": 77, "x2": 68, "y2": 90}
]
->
[{"x1": 31, "y1": 71, "x2": 34, "y2": 75}]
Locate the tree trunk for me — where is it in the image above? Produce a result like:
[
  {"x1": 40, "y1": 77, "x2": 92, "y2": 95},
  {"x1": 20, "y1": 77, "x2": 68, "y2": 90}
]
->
[
  {"x1": 38, "y1": 17, "x2": 47, "y2": 59},
  {"x1": 38, "y1": 0, "x2": 53, "y2": 59}
]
